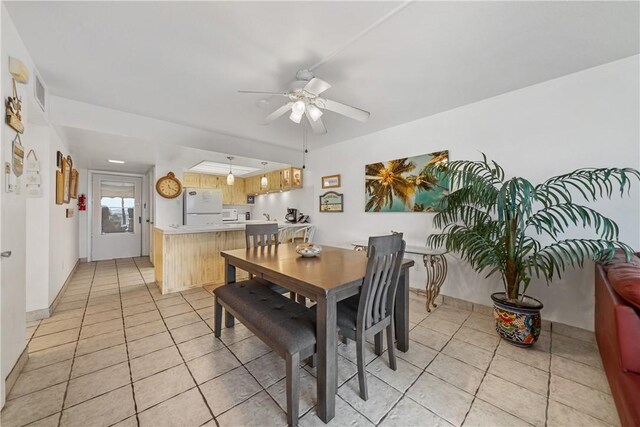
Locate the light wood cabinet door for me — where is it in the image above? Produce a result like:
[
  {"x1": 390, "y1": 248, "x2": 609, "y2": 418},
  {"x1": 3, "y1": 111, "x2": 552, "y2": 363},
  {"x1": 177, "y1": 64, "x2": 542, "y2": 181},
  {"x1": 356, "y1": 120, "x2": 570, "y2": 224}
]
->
[
  {"x1": 292, "y1": 168, "x2": 303, "y2": 188},
  {"x1": 232, "y1": 178, "x2": 246, "y2": 204},
  {"x1": 221, "y1": 181, "x2": 233, "y2": 204},
  {"x1": 200, "y1": 174, "x2": 220, "y2": 189},
  {"x1": 183, "y1": 173, "x2": 201, "y2": 188},
  {"x1": 268, "y1": 171, "x2": 281, "y2": 192}
]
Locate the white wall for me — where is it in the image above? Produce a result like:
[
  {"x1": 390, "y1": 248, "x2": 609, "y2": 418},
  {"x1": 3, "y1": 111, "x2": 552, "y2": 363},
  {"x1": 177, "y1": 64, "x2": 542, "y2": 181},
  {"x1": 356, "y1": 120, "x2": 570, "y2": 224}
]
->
[
  {"x1": 153, "y1": 164, "x2": 184, "y2": 228},
  {"x1": 0, "y1": 6, "x2": 27, "y2": 406},
  {"x1": 252, "y1": 182, "x2": 315, "y2": 223},
  {"x1": 25, "y1": 124, "x2": 51, "y2": 313},
  {"x1": 48, "y1": 130, "x2": 79, "y2": 303},
  {"x1": 1, "y1": 6, "x2": 80, "y2": 406},
  {"x1": 306, "y1": 56, "x2": 640, "y2": 330}
]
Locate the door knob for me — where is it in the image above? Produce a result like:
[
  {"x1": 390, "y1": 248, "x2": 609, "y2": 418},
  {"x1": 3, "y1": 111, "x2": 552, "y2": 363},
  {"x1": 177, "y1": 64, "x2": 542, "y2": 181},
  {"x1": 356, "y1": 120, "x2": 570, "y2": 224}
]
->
[{"x1": 1, "y1": 251, "x2": 12, "y2": 258}]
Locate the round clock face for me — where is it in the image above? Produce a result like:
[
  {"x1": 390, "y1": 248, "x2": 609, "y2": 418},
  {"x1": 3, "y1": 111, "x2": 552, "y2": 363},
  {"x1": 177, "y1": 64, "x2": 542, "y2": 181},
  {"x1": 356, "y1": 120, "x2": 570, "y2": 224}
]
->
[{"x1": 156, "y1": 173, "x2": 182, "y2": 199}]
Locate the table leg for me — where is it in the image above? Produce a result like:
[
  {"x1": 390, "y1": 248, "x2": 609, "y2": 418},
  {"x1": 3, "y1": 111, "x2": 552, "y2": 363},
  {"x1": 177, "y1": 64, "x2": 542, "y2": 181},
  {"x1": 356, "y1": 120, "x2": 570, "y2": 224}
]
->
[
  {"x1": 424, "y1": 254, "x2": 448, "y2": 312},
  {"x1": 395, "y1": 269, "x2": 410, "y2": 352},
  {"x1": 224, "y1": 259, "x2": 236, "y2": 328},
  {"x1": 316, "y1": 294, "x2": 337, "y2": 423}
]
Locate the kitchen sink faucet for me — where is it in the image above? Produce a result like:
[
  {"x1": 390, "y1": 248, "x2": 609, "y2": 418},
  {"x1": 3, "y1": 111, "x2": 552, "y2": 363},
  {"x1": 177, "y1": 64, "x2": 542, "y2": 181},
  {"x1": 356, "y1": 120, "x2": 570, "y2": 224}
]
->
[{"x1": 263, "y1": 213, "x2": 271, "y2": 221}]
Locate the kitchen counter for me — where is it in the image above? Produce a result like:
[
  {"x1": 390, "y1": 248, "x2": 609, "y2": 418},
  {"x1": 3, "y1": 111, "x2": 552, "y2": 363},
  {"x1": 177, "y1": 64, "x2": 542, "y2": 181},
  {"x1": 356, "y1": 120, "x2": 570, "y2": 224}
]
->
[
  {"x1": 157, "y1": 221, "x2": 312, "y2": 235},
  {"x1": 152, "y1": 222, "x2": 313, "y2": 294}
]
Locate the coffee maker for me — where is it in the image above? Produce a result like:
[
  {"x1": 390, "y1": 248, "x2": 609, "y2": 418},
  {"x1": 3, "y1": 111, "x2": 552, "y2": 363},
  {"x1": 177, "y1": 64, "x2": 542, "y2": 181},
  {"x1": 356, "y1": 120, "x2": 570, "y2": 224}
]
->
[{"x1": 285, "y1": 208, "x2": 298, "y2": 223}]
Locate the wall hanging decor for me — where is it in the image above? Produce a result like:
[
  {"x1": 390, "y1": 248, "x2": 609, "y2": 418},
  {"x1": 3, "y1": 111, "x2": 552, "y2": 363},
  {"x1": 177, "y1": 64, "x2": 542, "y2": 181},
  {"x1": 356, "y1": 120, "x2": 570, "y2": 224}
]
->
[
  {"x1": 12, "y1": 134, "x2": 24, "y2": 177},
  {"x1": 25, "y1": 149, "x2": 42, "y2": 198},
  {"x1": 70, "y1": 169, "x2": 79, "y2": 199},
  {"x1": 66, "y1": 208, "x2": 74, "y2": 218},
  {"x1": 6, "y1": 80, "x2": 24, "y2": 134},
  {"x1": 319, "y1": 191, "x2": 343, "y2": 212},
  {"x1": 365, "y1": 150, "x2": 449, "y2": 212},
  {"x1": 321, "y1": 174, "x2": 341, "y2": 189},
  {"x1": 56, "y1": 151, "x2": 62, "y2": 168},
  {"x1": 55, "y1": 170, "x2": 64, "y2": 204},
  {"x1": 62, "y1": 156, "x2": 72, "y2": 203}
]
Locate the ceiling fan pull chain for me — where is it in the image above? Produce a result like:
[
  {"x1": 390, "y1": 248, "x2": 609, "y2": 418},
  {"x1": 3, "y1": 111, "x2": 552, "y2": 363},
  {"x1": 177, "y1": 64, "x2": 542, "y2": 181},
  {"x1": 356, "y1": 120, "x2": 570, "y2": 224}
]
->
[{"x1": 302, "y1": 117, "x2": 308, "y2": 169}]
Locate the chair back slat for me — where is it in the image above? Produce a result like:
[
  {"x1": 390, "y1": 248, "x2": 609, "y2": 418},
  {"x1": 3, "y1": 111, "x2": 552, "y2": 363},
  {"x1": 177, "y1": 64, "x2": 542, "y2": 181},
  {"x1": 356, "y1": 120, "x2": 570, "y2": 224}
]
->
[
  {"x1": 357, "y1": 234, "x2": 406, "y2": 330},
  {"x1": 245, "y1": 223, "x2": 279, "y2": 248}
]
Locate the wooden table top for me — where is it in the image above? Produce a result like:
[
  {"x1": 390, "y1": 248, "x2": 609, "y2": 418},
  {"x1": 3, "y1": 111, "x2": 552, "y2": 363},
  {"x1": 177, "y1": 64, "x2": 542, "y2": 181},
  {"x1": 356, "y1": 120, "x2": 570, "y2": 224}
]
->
[{"x1": 221, "y1": 243, "x2": 415, "y2": 296}]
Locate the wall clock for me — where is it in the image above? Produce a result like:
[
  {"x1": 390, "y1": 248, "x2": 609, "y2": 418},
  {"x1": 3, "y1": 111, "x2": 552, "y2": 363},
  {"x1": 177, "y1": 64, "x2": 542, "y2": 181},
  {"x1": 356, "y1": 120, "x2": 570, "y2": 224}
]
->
[{"x1": 156, "y1": 172, "x2": 183, "y2": 199}]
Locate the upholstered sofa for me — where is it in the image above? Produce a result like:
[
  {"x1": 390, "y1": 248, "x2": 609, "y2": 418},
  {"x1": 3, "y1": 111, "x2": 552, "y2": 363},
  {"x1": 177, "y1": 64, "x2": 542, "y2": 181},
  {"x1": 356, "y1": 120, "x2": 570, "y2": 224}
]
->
[{"x1": 595, "y1": 251, "x2": 640, "y2": 427}]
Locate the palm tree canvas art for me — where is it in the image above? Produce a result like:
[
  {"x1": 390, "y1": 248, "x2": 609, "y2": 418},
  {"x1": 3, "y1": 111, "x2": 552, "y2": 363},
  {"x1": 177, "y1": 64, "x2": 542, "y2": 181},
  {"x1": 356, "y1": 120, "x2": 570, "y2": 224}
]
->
[{"x1": 365, "y1": 151, "x2": 449, "y2": 212}]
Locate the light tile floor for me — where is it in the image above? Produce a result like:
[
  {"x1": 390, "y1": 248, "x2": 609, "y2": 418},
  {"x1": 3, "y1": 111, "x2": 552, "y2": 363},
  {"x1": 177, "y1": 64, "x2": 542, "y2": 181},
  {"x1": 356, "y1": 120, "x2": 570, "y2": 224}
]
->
[{"x1": 2, "y1": 258, "x2": 620, "y2": 427}]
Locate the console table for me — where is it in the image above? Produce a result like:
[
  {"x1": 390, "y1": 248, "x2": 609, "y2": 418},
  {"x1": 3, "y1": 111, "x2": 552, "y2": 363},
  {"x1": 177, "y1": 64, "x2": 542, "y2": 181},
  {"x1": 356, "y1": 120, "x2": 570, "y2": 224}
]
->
[{"x1": 352, "y1": 241, "x2": 448, "y2": 312}]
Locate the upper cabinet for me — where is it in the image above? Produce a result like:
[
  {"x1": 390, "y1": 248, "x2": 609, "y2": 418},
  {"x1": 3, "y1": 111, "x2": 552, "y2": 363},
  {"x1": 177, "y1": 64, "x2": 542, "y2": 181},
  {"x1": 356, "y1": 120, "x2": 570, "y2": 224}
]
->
[{"x1": 182, "y1": 167, "x2": 303, "y2": 201}]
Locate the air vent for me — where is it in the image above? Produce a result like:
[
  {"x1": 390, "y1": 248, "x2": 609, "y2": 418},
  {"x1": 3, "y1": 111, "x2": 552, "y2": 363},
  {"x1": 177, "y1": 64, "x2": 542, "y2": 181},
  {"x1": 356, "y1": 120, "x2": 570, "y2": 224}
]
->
[{"x1": 34, "y1": 72, "x2": 46, "y2": 112}]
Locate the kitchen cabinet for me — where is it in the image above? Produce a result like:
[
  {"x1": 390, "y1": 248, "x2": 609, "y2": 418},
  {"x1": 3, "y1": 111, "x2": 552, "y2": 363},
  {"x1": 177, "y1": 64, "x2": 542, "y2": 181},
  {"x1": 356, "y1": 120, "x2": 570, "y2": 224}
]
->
[
  {"x1": 182, "y1": 169, "x2": 302, "y2": 199},
  {"x1": 183, "y1": 173, "x2": 201, "y2": 188},
  {"x1": 200, "y1": 174, "x2": 221, "y2": 189}
]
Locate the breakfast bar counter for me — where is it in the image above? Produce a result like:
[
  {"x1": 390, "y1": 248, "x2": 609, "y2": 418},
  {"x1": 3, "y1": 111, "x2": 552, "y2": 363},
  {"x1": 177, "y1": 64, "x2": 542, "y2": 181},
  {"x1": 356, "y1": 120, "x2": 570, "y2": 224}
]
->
[{"x1": 152, "y1": 222, "x2": 311, "y2": 294}]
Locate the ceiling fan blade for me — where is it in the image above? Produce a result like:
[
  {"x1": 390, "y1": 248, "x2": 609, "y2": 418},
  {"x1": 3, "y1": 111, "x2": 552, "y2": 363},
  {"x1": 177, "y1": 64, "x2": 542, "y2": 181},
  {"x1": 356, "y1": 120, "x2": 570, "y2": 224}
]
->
[
  {"x1": 238, "y1": 90, "x2": 288, "y2": 96},
  {"x1": 305, "y1": 112, "x2": 327, "y2": 134},
  {"x1": 303, "y1": 78, "x2": 331, "y2": 96},
  {"x1": 318, "y1": 98, "x2": 370, "y2": 122},
  {"x1": 262, "y1": 102, "x2": 293, "y2": 125}
]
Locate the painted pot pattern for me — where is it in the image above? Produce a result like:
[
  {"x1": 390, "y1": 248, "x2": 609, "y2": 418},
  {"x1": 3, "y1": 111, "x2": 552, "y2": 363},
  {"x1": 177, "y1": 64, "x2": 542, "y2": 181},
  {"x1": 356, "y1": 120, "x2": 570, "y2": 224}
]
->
[{"x1": 491, "y1": 292, "x2": 543, "y2": 347}]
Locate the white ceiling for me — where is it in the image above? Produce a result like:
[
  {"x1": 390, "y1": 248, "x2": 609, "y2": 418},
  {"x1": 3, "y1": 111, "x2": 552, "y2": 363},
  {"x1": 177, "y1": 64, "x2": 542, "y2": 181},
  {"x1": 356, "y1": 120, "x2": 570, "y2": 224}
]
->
[
  {"x1": 6, "y1": 1, "x2": 639, "y2": 155},
  {"x1": 57, "y1": 126, "x2": 289, "y2": 174}
]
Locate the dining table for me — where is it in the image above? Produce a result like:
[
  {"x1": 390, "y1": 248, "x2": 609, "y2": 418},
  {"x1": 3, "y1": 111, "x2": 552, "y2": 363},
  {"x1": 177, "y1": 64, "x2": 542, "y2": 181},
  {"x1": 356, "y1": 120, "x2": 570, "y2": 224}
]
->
[{"x1": 220, "y1": 243, "x2": 415, "y2": 423}]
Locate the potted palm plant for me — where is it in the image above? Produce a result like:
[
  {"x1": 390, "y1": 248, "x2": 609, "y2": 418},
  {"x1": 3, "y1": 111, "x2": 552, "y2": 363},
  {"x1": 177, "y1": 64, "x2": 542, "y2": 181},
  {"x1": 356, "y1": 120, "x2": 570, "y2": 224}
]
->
[{"x1": 426, "y1": 154, "x2": 639, "y2": 346}]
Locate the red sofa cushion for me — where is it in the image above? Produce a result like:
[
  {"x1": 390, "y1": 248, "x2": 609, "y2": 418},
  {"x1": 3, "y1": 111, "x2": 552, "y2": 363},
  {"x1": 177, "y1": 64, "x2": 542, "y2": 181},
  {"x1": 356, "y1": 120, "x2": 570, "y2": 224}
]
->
[{"x1": 606, "y1": 254, "x2": 640, "y2": 310}]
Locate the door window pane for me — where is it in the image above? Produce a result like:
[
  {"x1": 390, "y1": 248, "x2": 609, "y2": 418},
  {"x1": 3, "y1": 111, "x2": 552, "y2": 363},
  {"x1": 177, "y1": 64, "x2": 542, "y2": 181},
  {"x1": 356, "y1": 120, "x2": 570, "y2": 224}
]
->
[{"x1": 101, "y1": 181, "x2": 135, "y2": 234}]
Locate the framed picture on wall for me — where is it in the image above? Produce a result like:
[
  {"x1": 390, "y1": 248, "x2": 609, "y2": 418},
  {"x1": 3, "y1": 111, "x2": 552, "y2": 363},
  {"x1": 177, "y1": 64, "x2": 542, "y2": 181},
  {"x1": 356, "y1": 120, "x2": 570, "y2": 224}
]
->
[
  {"x1": 319, "y1": 191, "x2": 344, "y2": 212},
  {"x1": 55, "y1": 170, "x2": 63, "y2": 204},
  {"x1": 322, "y1": 174, "x2": 341, "y2": 189},
  {"x1": 70, "y1": 169, "x2": 79, "y2": 199},
  {"x1": 62, "y1": 156, "x2": 72, "y2": 203}
]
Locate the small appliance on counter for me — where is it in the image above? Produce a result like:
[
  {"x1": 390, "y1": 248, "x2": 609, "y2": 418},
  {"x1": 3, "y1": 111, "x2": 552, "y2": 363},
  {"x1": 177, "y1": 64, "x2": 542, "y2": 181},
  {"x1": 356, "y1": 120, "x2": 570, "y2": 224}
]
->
[
  {"x1": 245, "y1": 212, "x2": 251, "y2": 220},
  {"x1": 222, "y1": 208, "x2": 238, "y2": 222},
  {"x1": 184, "y1": 188, "x2": 223, "y2": 226},
  {"x1": 285, "y1": 208, "x2": 299, "y2": 223},
  {"x1": 285, "y1": 208, "x2": 310, "y2": 223}
]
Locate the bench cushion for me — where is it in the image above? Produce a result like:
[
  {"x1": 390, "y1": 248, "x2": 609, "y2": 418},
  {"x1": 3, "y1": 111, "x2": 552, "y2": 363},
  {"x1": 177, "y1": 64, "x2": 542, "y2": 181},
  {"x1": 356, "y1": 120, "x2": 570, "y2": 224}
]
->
[{"x1": 214, "y1": 280, "x2": 316, "y2": 355}]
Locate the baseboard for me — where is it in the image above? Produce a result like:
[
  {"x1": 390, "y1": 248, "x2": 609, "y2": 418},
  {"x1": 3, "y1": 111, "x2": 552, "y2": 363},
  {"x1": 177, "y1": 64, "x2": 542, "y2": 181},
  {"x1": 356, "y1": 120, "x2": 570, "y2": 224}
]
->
[
  {"x1": 79, "y1": 257, "x2": 87, "y2": 263},
  {"x1": 26, "y1": 259, "x2": 80, "y2": 322},
  {"x1": 5, "y1": 345, "x2": 28, "y2": 399}
]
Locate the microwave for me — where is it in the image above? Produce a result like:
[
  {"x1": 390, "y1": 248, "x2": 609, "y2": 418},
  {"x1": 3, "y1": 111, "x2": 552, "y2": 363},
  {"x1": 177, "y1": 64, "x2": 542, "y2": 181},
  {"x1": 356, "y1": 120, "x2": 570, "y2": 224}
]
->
[{"x1": 222, "y1": 209, "x2": 238, "y2": 222}]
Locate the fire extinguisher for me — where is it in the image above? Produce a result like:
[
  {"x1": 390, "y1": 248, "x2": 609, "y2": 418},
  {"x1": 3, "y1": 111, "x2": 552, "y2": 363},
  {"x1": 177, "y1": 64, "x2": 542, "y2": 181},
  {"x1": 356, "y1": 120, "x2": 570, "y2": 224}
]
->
[{"x1": 78, "y1": 194, "x2": 87, "y2": 211}]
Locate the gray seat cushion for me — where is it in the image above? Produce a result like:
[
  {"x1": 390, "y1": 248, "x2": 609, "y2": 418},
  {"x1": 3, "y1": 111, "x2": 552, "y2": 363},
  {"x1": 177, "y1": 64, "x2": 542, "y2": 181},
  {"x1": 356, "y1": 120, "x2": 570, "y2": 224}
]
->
[
  {"x1": 310, "y1": 295, "x2": 360, "y2": 333},
  {"x1": 214, "y1": 280, "x2": 316, "y2": 355}
]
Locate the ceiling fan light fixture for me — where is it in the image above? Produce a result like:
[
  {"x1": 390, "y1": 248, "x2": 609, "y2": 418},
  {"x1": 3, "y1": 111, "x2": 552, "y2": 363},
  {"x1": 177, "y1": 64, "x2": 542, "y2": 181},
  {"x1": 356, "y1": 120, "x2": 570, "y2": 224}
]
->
[
  {"x1": 291, "y1": 100, "x2": 306, "y2": 115},
  {"x1": 289, "y1": 111, "x2": 303, "y2": 123},
  {"x1": 307, "y1": 104, "x2": 323, "y2": 121}
]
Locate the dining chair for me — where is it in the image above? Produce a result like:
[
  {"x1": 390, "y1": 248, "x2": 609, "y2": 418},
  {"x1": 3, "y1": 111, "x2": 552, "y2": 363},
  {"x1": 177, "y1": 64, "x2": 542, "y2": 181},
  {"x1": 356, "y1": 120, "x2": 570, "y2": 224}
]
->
[
  {"x1": 245, "y1": 223, "x2": 279, "y2": 247},
  {"x1": 291, "y1": 225, "x2": 315, "y2": 243},
  {"x1": 245, "y1": 223, "x2": 296, "y2": 300},
  {"x1": 336, "y1": 233, "x2": 406, "y2": 400}
]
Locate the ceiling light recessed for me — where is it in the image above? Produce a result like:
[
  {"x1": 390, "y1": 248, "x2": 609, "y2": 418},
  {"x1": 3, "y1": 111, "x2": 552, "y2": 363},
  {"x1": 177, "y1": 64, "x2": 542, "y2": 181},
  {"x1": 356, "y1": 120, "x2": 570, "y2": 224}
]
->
[{"x1": 108, "y1": 159, "x2": 125, "y2": 164}]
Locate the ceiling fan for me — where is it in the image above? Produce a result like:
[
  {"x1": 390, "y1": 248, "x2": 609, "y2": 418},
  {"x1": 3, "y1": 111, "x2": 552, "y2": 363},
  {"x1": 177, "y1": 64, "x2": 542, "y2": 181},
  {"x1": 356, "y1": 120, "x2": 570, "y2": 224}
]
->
[{"x1": 239, "y1": 69, "x2": 370, "y2": 135}]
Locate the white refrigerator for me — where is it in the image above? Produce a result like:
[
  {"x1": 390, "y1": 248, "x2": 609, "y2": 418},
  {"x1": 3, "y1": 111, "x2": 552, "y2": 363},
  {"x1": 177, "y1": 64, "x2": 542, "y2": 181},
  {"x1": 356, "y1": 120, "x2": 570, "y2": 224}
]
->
[{"x1": 183, "y1": 188, "x2": 223, "y2": 225}]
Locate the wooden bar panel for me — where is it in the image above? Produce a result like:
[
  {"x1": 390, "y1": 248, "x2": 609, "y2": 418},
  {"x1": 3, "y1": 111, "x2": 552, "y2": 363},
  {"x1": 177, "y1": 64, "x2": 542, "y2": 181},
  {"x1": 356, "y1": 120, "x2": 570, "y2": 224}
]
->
[{"x1": 154, "y1": 228, "x2": 248, "y2": 294}]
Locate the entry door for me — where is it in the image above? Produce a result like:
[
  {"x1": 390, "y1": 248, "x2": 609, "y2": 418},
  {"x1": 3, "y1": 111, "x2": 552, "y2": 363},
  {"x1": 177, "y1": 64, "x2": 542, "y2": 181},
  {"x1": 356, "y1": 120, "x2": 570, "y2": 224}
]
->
[{"x1": 92, "y1": 174, "x2": 142, "y2": 260}]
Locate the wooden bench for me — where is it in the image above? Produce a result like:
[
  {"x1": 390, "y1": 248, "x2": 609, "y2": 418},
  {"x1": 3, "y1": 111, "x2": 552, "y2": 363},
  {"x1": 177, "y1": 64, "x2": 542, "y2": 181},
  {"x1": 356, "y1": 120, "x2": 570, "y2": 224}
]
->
[{"x1": 213, "y1": 279, "x2": 316, "y2": 426}]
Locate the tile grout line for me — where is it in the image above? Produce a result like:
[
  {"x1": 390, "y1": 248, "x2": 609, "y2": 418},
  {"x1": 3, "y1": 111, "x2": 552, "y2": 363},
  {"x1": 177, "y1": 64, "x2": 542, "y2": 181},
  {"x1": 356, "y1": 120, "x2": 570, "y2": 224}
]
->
[
  {"x1": 117, "y1": 259, "x2": 142, "y2": 427},
  {"x1": 132, "y1": 258, "x2": 221, "y2": 427},
  {"x1": 545, "y1": 324, "x2": 554, "y2": 427},
  {"x1": 375, "y1": 309, "x2": 473, "y2": 426},
  {"x1": 56, "y1": 261, "x2": 97, "y2": 427}
]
